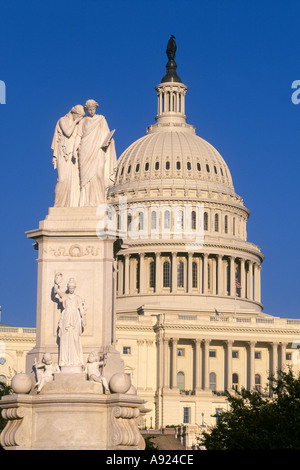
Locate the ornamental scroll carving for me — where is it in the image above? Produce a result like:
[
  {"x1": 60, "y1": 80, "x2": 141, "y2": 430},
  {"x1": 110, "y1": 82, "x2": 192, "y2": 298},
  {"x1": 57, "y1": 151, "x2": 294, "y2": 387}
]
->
[
  {"x1": 45, "y1": 244, "x2": 100, "y2": 258},
  {"x1": 109, "y1": 406, "x2": 145, "y2": 449},
  {"x1": 0, "y1": 406, "x2": 28, "y2": 448}
]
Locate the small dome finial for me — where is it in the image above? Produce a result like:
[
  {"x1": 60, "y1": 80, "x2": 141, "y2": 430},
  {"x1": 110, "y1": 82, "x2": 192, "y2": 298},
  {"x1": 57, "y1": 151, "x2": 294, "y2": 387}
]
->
[{"x1": 161, "y1": 35, "x2": 182, "y2": 83}]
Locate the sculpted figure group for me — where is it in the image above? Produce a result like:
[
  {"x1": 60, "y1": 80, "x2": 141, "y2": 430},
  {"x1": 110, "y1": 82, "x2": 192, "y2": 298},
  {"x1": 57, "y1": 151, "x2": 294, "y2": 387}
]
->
[{"x1": 51, "y1": 99, "x2": 117, "y2": 207}]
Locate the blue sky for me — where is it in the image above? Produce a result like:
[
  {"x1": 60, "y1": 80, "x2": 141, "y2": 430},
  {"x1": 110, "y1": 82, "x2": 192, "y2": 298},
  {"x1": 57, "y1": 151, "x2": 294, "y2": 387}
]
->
[{"x1": 0, "y1": 0, "x2": 299, "y2": 326}]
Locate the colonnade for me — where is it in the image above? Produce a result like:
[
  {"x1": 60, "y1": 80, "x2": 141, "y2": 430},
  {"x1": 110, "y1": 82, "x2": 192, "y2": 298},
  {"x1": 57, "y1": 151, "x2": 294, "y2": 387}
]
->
[
  {"x1": 117, "y1": 251, "x2": 262, "y2": 303},
  {"x1": 156, "y1": 338, "x2": 287, "y2": 393}
]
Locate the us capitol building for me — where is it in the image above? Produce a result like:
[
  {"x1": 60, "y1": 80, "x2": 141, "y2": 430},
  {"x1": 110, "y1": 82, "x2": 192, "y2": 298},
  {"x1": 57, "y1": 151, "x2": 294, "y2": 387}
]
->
[{"x1": 1, "y1": 38, "x2": 300, "y2": 442}]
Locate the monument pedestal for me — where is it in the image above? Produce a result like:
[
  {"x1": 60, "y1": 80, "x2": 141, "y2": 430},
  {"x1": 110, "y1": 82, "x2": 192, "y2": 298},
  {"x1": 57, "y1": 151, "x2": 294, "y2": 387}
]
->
[
  {"x1": 0, "y1": 372, "x2": 145, "y2": 450},
  {"x1": 0, "y1": 206, "x2": 146, "y2": 450}
]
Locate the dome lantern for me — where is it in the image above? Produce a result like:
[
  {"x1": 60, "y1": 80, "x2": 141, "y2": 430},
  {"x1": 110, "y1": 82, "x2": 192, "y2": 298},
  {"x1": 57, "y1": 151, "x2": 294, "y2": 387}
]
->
[{"x1": 154, "y1": 36, "x2": 188, "y2": 126}]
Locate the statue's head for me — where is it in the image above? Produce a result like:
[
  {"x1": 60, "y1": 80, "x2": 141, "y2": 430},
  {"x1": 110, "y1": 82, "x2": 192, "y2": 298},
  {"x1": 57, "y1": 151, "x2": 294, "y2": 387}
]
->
[
  {"x1": 71, "y1": 104, "x2": 85, "y2": 119},
  {"x1": 67, "y1": 278, "x2": 76, "y2": 293},
  {"x1": 84, "y1": 99, "x2": 99, "y2": 117},
  {"x1": 42, "y1": 352, "x2": 53, "y2": 365}
]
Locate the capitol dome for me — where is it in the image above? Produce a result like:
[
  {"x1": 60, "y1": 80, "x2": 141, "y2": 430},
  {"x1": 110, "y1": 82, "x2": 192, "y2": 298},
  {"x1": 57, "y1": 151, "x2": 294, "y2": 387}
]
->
[{"x1": 108, "y1": 37, "x2": 263, "y2": 317}]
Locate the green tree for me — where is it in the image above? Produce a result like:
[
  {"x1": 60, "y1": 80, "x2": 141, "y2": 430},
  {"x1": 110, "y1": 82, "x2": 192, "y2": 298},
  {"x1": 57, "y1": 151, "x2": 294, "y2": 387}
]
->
[{"x1": 199, "y1": 369, "x2": 300, "y2": 450}]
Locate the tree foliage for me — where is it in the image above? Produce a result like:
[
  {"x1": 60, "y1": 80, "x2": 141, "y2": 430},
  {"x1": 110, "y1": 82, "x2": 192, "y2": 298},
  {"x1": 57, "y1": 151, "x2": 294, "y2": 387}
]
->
[
  {"x1": 199, "y1": 369, "x2": 300, "y2": 450},
  {"x1": 0, "y1": 382, "x2": 12, "y2": 437}
]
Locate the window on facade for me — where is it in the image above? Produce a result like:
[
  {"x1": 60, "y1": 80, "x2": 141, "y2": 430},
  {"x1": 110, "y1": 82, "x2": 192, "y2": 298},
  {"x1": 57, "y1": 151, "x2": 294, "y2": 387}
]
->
[
  {"x1": 177, "y1": 348, "x2": 185, "y2": 357},
  {"x1": 206, "y1": 164, "x2": 210, "y2": 173},
  {"x1": 149, "y1": 261, "x2": 155, "y2": 289},
  {"x1": 127, "y1": 165, "x2": 131, "y2": 174},
  {"x1": 286, "y1": 352, "x2": 292, "y2": 361},
  {"x1": 215, "y1": 213, "x2": 219, "y2": 232},
  {"x1": 135, "y1": 163, "x2": 140, "y2": 172},
  {"x1": 224, "y1": 215, "x2": 228, "y2": 233},
  {"x1": 166, "y1": 160, "x2": 170, "y2": 170},
  {"x1": 177, "y1": 371, "x2": 185, "y2": 391},
  {"x1": 197, "y1": 162, "x2": 201, "y2": 171},
  {"x1": 176, "y1": 161, "x2": 181, "y2": 170},
  {"x1": 177, "y1": 260, "x2": 184, "y2": 288},
  {"x1": 177, "y1": 261, "x2": 184, "y2": 288},
  {"x1": 255, "y1": 374, "x2": 261, "y2": 392},
  {"x1": 220, "y1": 167, "x2": 224, "y2": 176},
  {"x1": 204, "y1": 212, "x2": 208, "y2": 231},
  {"x1": 164, "y1": 210, "x2": 170, "y2": 229},
  {"x1": 123, "y1": 346, "x2": 131, "y2": 355},
  {"x1": 192, "y1": 261, "x2": 198, "y2": 288},
  {"x1": 187, "y1": 161, "x2": 191, "y2": 171},
  {"x1": 163, "y1": 261, "x2": 171, "y2": 288},
  {"x1": 155, "y1": 161, "x2": 159, "y2": 170},
  {"x1": 177, "y1": 210, "x2": 183, "y2": 229},
  {"x1": 183, "y1": 407, "x2": 191, "y2": 424},
  {"x1": 138, "y1": 212, "x2": 144, "y2": 231},
  {"x1": 255, "y1": 351, "x2": 261, "y2": 359},
  {"x1": 232, "y1": 373, "x2": 239, "y2": 391},
  {"x1": 209, "y1": 349, "x2": 216, "y2": 358},
  {"x1": 191, "y1": 210, "x2": 196, "y2": 230},
  {"x1": 127, "y1": 214, "x2": 132, "y2": 232},
  {"x1": 120, "y1": 166, "x2": 124, "y2": 176},
  {"x1": 214, "y1": 165, "x2": 218, "y2": 174},
  {"x1": 145, "y1": 162, "x2": 149, "y2": 171},
  {"x1": 209, "y1": 372, "x2": 216, "y2": 391},
  {"x1": 232, "y1": 350, "x2": 239, "y2": 358},
  {"x1": 151, "y1": 211, "x2": 157, "y2": 230}
]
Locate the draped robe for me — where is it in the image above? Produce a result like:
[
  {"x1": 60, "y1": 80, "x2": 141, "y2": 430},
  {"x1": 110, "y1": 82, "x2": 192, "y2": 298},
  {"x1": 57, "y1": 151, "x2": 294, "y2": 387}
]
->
[{"x1": 76, "y1": 114, "x2": 117, "y2": 207}]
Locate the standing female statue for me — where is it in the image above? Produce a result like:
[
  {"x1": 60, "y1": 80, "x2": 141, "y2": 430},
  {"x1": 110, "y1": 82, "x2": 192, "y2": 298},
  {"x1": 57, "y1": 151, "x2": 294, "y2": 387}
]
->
[
  {"x1": 51, "y1": 105, "x2": 85, "y2": 207},
  {"x1": 54, "y1": 274, "x2": 87, "y2": 369}
]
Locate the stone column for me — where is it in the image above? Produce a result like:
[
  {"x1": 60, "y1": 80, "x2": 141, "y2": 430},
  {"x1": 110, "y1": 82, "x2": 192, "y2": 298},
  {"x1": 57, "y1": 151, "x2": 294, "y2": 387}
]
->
[
  {"x1": 212, "y1": 257, "x2": 217, "y2": 295},
  {"x1": 172, "y1": 252, "x2": 177, "y2": 293},
  {"x1": 188, "y1": 252, "x2": 193, "y2": 293},
  {"x1": 156, "y1": 338, "x2": 163, "y2": 390},
  {"x1": 203, "y1": 339, "x2": 210, "y2": 391},
  {"x1": 248, "y1": 341, "x2": 256, "y2": 389},
  {"x1": 226, "y1": 340, "x2": 233, "y2": 390},
  {"x1": 240, "y1": 258, "x2": 245, "y2": 298},
  {"x1": 272, "y1": 342, "x2": 279, "y2": 377},
  {"x1": 254, "y1": 263, "x2": 260, "y2": 302},
  {"x1": 163, "y1": 338, "x2": 170, "y2": 389},
  {"x1": 203, "y1": 253, "x2": 208, "y2": 295},
  {"x1": 139, "y1": 253, "x2": 145, "y2": 294},
  {"x1": 194, "y1": 339, "x2": 202, "y2": 393},
  {"x1": 280, "y1": 342, "x2": 287, "y2": 372},
  {"x1": 155, "y1": 252, "x2": 161, "y2": 294},
  {"x1": 247, "y1": 261, "x2": 253, "y2": 300},
  {"x1": 171, "y1": 338, "x2": 178, "y2": 389},
  {"x1": 230, "y1": 256, "x2": 235, "y2": 297},
  {"x1": 124, "y1": 253, "x2": 130, "y2": 295},
  {"x1": 217, "y1": 255, "x2": 223, "y2": 295}
]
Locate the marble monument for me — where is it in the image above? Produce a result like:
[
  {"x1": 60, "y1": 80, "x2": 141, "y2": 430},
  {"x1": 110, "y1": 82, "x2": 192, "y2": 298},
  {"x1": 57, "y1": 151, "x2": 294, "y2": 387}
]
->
[{"x1": 0, "y1": 100, "x2": 146, "y2": 450}]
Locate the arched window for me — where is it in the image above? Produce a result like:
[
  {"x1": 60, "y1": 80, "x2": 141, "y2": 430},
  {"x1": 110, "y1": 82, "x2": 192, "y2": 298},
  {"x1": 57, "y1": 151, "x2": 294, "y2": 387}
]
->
[
  {"x1": 127, "y1": 165, "x2": 131, "y2": 174},
  {"x1": 255, "y1": 374, "x2": 261, "y2": 392},
  {"x1": 155, "y1": 161, "x2": 159, "y2": 170},
  {"x1": 177, "y1": 371, "x2": 185, "y2": 391},
  {"x1": 176, "y1": 161, "x2": 181, "y2": 170},
  {"x1": 145, "y1": 162, "x2": 149, "y2": 171},
  {"x1": 151, "y1": 211, "x2": 157, "y2": 230},
  {"x1": 163, "y1": 261, "x2": 170, "y2": 288},
  {"x1": 149, "y1": 260, "x2": 155, "y2": 289},
  {"x1": 215, "y1": 213, "x2": 219, "y2": 232},
  {"x1": 177, "y1": 261, "x2": 184, "y2": 288},
  {"x1": 232, "y1": 373, "x2": 239, "y2": 391},
  {"x1": 177, "y1": 210, "x2": 183, "y2": 230},
  {"x1": 204, "y1": 212, "x2": 208, "y2": 231},
  {"x1": 138, "y1": 212, "x2": 144, "y2": 231},
  {"x1": 209, "y1": 372, "x2": 216, "y2": 391},
  {"x1": 127, "y1": 214, "x2": 132, "y2": 232},
  {"x1": 224, "y1": 215, "x2": 228, "y2": 234},
  {"x1": 197, "y1": 162, "x2": 201, "y2": 172},
  {"x1": 192, "y1": 261, "x2": 198, "y2": 288},
  {"x1": 187, "y1": 161, "x2": 191, "y2": 171},
  {"x1": 191, "y1": 210, "x2": 196, "y2": 230},
  {"x1": 166, "y1": 160, "x2": 170, "y2": 170},
  {"x1": 164, "y1": 210, "x2": 170, "y2": 229},
  {"x1": 135, "y1": 163, "x2": 140, "y2": 172},
  {"x1": 206, "y1": 164, "x2": 210, "y2": 173}
]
